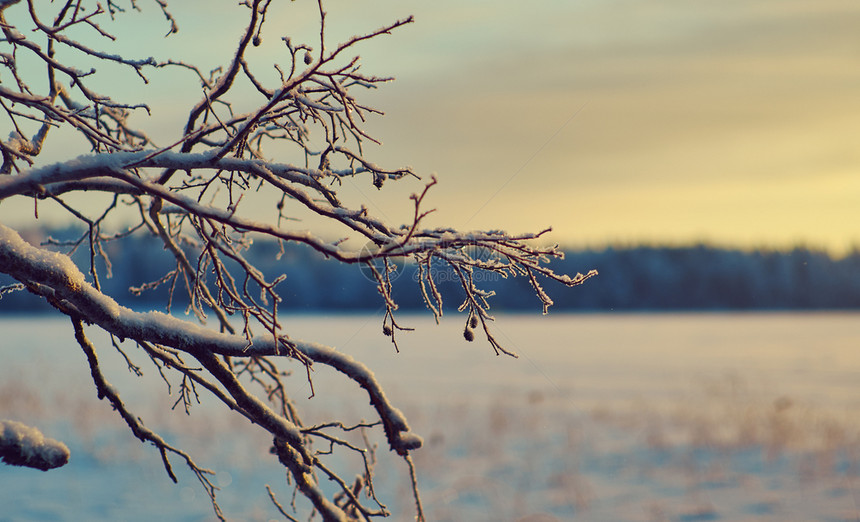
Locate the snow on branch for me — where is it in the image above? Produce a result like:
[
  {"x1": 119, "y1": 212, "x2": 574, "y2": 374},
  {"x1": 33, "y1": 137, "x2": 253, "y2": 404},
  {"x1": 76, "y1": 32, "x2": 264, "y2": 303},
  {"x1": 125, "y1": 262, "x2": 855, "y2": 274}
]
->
[
  {"x1": 0, "y1": 0, "x2": 596, "y2": 518},
  {"x1": 0, "y1": 222, "x2": 422, "y2": 454},
  {"x1": 0, "y1": 420, "x2": 70, "y2": 471}
]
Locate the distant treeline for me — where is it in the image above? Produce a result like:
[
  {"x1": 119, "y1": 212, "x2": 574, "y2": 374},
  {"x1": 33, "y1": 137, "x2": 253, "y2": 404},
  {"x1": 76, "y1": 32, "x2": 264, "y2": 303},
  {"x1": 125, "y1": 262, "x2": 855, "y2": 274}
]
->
[{"x1": 2, "y1": 228, "x2": 859, "y2": 313}]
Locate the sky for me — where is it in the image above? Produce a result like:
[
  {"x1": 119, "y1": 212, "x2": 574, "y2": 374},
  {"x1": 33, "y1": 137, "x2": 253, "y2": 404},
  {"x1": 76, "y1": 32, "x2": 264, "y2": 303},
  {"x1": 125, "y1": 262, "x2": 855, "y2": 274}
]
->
[
  {"x1": 357, "y1": 0, "x2": 860, "y2": 254},
  {"x1": 5, "y1": 0, "x2": 860, "y2": 254}
]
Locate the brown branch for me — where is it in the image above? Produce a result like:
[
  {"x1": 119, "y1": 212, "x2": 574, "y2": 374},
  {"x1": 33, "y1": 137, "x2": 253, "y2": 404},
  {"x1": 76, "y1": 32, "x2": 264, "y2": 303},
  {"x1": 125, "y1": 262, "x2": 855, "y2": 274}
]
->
[
  {"x1": 0, "y1": 2, "x2": 597, "y2": 519},
  {"x1": 70, "y1": 316, "x2": 225, "y2": 521}
]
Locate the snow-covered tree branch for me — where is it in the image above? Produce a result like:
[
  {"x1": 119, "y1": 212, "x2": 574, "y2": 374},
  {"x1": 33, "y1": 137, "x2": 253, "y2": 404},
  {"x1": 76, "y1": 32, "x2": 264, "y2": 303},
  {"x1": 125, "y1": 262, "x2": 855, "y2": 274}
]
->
[
  {"x1": 0, "y1": 420, "x2": 69, "y2": 471},
  {"x1": 0, "y1": 1, "x2": 595, "y2": 520}
]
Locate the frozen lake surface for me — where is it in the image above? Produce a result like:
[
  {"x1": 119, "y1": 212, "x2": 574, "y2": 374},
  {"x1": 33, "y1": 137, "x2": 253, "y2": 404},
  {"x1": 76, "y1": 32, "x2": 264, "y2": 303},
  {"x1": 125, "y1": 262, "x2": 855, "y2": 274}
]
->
[{"x1": 2, "y1": 312, "x2": 860, "y2": 521}]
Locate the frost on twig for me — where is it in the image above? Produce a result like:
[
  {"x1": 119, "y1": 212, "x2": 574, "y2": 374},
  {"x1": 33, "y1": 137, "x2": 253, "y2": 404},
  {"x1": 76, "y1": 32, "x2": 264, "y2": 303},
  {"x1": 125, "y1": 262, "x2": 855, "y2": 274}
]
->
[
  {"x1": 0, "y1": 0, "x2": 595, "y2": 519},
  {"x1": 0, "y1": 420, "x2": 70, "y2": 471}
]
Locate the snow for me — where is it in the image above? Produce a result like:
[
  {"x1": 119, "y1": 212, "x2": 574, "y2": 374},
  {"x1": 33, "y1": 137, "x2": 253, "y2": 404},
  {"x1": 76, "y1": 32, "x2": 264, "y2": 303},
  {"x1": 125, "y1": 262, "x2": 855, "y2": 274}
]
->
[
  {"x1": 557, "y1": 269, "x2": 599, "y2": 285},
  {"x1": 0, "y1": 151, "x2": 136, "y2": 199},
  {"x1": 0, "y1": 420, "x2": 70, "y2": 471},
  {"x1": 2, "y1": 313, "x2": 860, "y2": 520},
  {"x1": 295, "y1": 339, "x2": 424, "y2": 452},
  {"x1": 293, "y1": 93, "x2": 340, "y2": 112},
  {"x1": 0, "y1": 223, "x2": 86, "y2": 291}
]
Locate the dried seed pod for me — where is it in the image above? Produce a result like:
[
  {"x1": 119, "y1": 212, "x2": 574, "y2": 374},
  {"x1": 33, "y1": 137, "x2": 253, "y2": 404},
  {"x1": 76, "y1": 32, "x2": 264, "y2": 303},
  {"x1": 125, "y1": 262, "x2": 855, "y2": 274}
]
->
[
  {"x1": 463, "y1": 327, "x2": 474, "y2": 342},
  {"x1": 382, "y1": 325, "x2": 392, "y2": 336},
  {"x1": 304, "y1": 51, "x2": 313, "y2": 65},
  {"x1": 469, "y1": 314, "x2": 478, "y2": 329}
]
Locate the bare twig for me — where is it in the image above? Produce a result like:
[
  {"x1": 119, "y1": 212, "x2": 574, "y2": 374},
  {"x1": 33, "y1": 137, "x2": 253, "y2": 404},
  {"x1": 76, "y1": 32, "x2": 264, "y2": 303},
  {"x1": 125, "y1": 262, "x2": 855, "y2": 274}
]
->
[{"x1": 0, "y1": 1, "x2": 595, "y2": 519}]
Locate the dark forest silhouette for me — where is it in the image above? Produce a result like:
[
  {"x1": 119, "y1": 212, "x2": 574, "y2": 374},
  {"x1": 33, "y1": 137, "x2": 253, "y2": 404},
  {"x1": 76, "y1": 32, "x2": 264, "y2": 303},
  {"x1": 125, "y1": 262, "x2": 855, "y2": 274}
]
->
[{"x1": 4, "y1": 228, "x2": 857, "y2": 313}]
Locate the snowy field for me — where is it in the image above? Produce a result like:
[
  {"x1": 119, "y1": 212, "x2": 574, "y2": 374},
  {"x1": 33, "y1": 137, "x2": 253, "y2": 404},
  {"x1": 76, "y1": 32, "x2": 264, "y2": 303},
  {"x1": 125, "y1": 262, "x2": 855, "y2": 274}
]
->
[{"x1": 2, "y1": 312, "x2": 860, "y2": 521}]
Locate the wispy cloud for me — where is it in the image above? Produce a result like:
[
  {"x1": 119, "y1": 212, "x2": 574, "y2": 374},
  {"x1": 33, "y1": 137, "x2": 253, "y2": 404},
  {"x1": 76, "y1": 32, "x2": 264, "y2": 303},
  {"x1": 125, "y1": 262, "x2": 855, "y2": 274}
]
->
[
  {"x1": 363, "y1": 1, "x2": 860, "y2": 251},
  {"x1": 5, "y1": 1, "x2": 859, "y2": 252}
]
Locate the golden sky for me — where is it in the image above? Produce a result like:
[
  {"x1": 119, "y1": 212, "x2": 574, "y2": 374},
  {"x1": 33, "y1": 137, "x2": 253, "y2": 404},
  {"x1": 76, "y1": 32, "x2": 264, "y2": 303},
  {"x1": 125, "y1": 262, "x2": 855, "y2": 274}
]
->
[
  {"x1": 5, "y1": 1, "x2": 860, "y2": 254},
  {"x1": 354, "y1": 0, "x2": 860, "y2": 254}
]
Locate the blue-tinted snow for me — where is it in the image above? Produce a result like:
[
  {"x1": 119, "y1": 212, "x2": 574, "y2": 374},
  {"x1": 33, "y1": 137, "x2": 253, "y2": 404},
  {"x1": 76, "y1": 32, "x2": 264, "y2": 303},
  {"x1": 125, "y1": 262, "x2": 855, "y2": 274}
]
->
[{"x1": 2, "y1": 313, "x2": 860, "y2": 521}]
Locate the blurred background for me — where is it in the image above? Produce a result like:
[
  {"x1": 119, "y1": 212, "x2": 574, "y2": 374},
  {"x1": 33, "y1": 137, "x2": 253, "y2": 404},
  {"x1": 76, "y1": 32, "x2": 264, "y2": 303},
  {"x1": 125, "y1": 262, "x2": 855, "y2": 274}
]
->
[
  {"x1": 3, "y1": 3, "x2": 860, "y2": 521},
  {"x1": 4, "y1": 0, "x2": 860, "y2": 255},
  {"x1": 4, "y1": 0, "x2": 860, "y2": 313}
]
